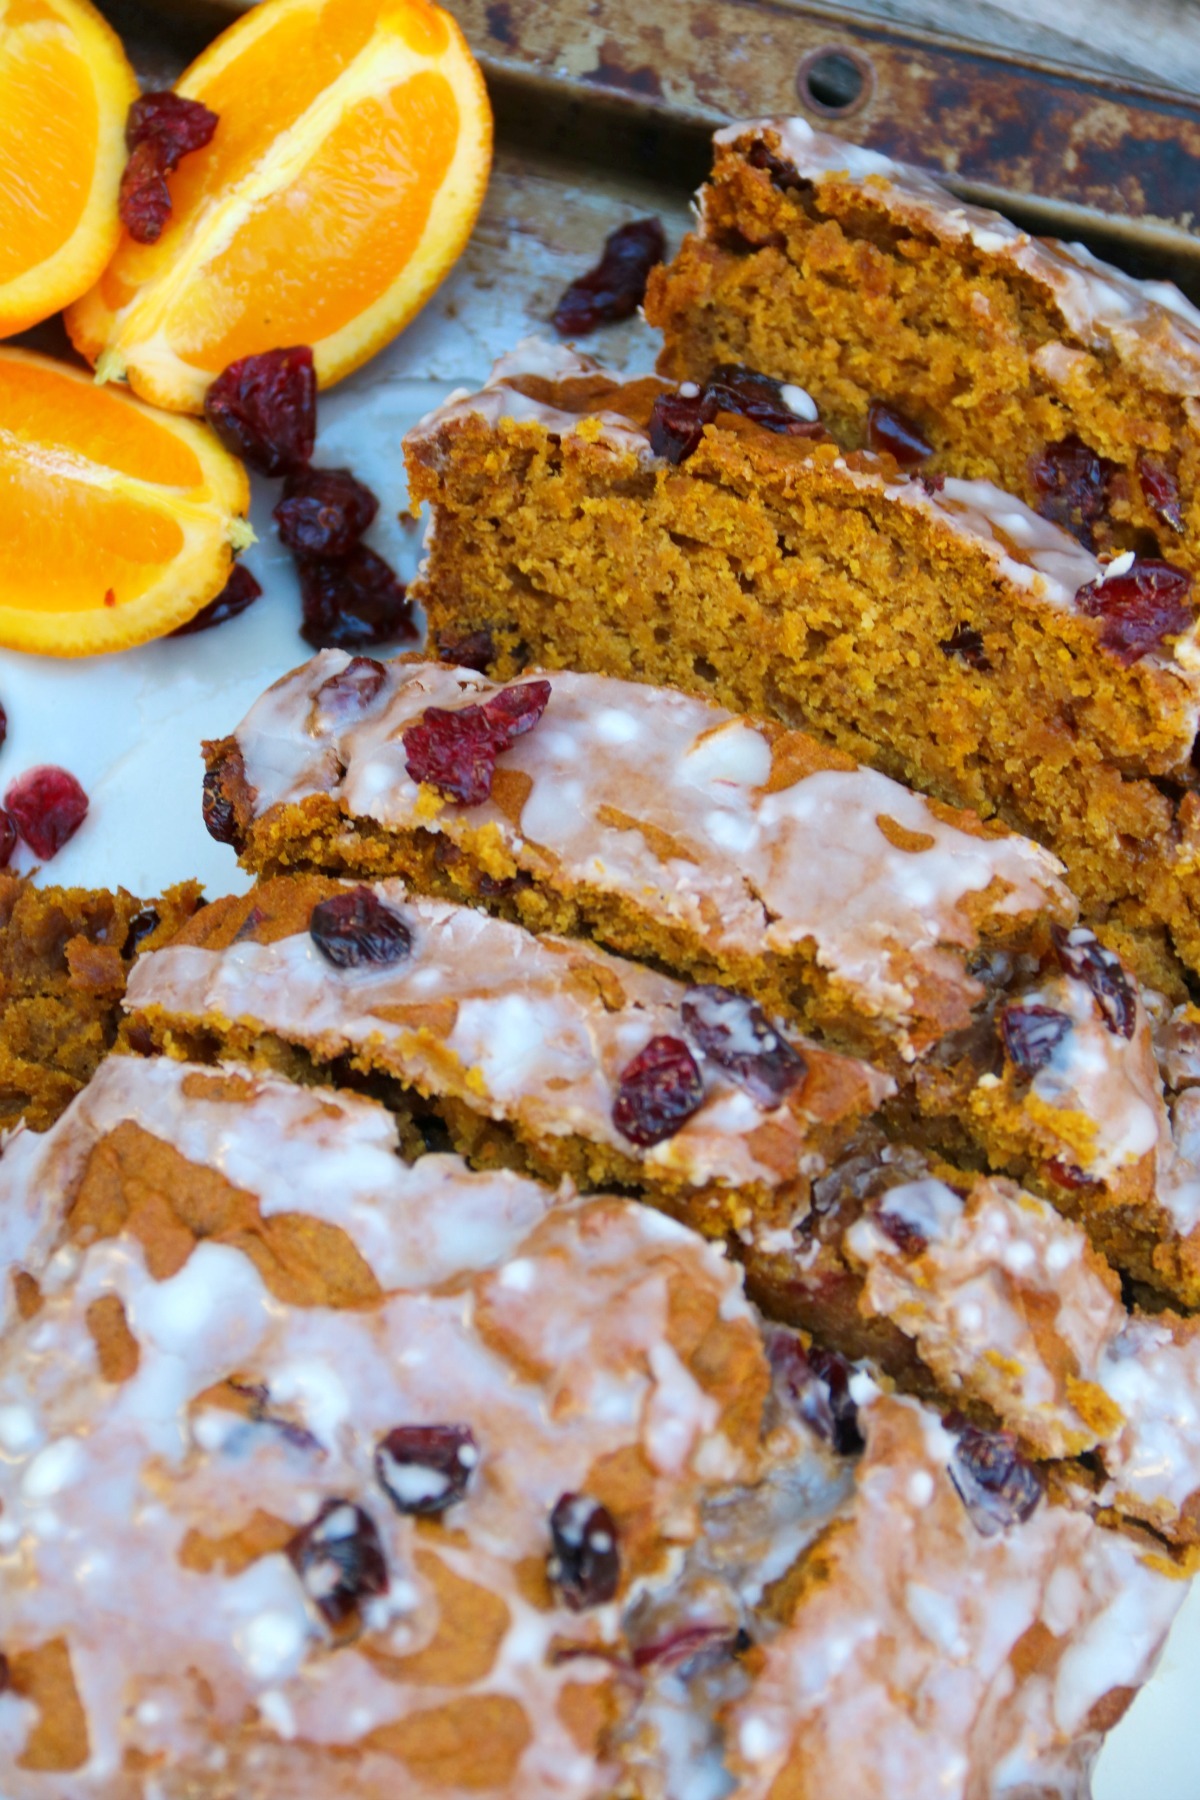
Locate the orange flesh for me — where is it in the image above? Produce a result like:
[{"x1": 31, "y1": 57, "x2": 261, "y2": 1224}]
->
[
  {"x1": 0, "y1": 451, "x2": 185, "y2": 611},
  {"x1": 167, "y1": 69, "x2": 458, "y2": 370},
  {"x1": 0, "y1": 28, "x2": 98, "y2": 280},
  {"x1": 0, "y1": 360, "x2": 203, "y2": 487}
]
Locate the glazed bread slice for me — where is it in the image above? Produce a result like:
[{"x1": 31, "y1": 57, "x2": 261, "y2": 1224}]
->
[
  {"x1": 646, "y1": 117, "x2": 1200, "y2": 575},
  {"x1": 402, "y1": 343, "x2": 1200, "y2": 992}
]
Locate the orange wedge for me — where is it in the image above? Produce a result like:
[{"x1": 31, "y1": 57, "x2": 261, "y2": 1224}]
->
[
  {"x1": 66, "y1": 0, "x2": 493, "y2": 414},
  {"x1": 0, "y1": 0, "x2": 138, "y2": 338},
  {"x1": 0, "y1": 347, "x2": 251, "y2": 656}
]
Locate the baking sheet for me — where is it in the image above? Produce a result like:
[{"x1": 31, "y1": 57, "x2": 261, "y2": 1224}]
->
[{"x1": 6, "y1": 18, "x2": 1200, "y2": 1790}]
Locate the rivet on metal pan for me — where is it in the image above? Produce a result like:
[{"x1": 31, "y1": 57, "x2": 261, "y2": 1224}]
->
[{"x1": 796, "y1": 46, "x2": 875, "y2": 118}]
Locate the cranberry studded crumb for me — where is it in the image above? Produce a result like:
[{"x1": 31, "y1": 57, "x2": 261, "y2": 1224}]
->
[
  {"x1": 170, "y1": 563, "x2": 263, "y2": 638},
  {"x1": 681, "y1": 984, "x2": 807, "y2": 1106},
  {"x1": 120, "y1": 91, "x2": 218, "y2": 244},
  {"x1": 948, "y1": 1421, "x2": 1043, "y2": 1536},
  {"x1": 767, "y1": 1330, "x2": 864, "y2": 1456},
  {"x1": 274, "y1": 467, "x2": 380, "y2": 559},
  {"x1": 286, "y1": 1499, "x2": 389, "y2": 1629},
  {"x1": 1076, "y1": 557, "x2": 1194, "y2": 667},
  {"x1": 201, "y1": 765, "x2": 241, "y2": 846},
  {"x1": 612, "y1": 1034, "x2": 705, "y2": 1147},
  {"x1": 436, "y1": 625, "x2": 497, "y2": 673},
  {"x1": 703, "y1": 365, "x2": 825, "y2": 437},
  {"x1": 648, "y1": 389, "x2": 719, "y2": 465},
  {"x1": 402, "y1": 678, "x2": 551, "y2": 805},
  {"x1": 552, "y1": 217, "x2": 666, "y2": 336},
  {"x1": 866, "y1": 400, "x2": 932, "y2": 466},
  {"x1": 1028, "y1": 435, "x2": 1115, "y2": 550},
  {"x1": 298, "y1": 546, "x2": 414, "y2": 652},
  {"x1": 375, "y1": 1424, "x2": 478, "y2": 1516},
  {"x1": 1139, "y1": 455, "x2": 1184, "y2": 534},
  {"x1": 1051, "y1": 924, "x2": 1137, "y2": 1039},
  {"x1": 547, "y1": 1493, "x2": 620, "y2": 1610},
  {"x1": 998, "y1": 1003, "x2": 1072, "y2": 1074},
  {"x1": 205, "y1": 346, "x2": 317, "y2": 476},
  {"x1": 314, "y1": 655, "x2": 388, "y2": 722},
  {"x1": 4, "y1": 767, "x2": 88, "y2": 862},
  {"x1": 938, "y1": 624, "x2": 991, "y2": 670},
  {"x1": 309, "y1": 886, "x2": 412, "y2": 970}
]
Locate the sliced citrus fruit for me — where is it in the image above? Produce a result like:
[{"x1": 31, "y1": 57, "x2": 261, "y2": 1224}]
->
[
  {"x1": 0, "y1": 0, "x2": 138, "y2": 338},
  {"x1": 0, "y1": 346, "x2": 251, "y2": 656},
  {"x1": 65, "y1": 0, "x2": 493, "y2": 414}
]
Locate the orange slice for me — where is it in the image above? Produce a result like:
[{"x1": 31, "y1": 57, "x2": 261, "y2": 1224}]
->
[
  {"x1": 0, "y1": 0, "x2": 138, "y2": 338},
  {"x1": 0, "y1": 347, "x2": 251, "y2": 656},
  {"x1": 65, "y1": 0, "x2": 493, "y2": 414}
]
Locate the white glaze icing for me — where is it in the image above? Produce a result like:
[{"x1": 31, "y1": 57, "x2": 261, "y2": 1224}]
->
[{"x1": 230, "y1": 655, "x2": 1073, "y2": 1055}]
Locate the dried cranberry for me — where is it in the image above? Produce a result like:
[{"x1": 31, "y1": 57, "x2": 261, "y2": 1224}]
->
[
  {"x1": 298, "y1": 546, "x2": 414, "y2": 651},
  {"x1": 648, "y1": 390, "x2": 719, "y2": 465},
  {"x1": 552, "y1": 217, "x2": 666, "y2": 336},
  {"x1": 632, "y1": 1624, "x2": 743, "y2": 1674},
  {"x1": 0, "y1": 811, "x2": 16, "y2": 870},
  {"x1": 1050, "y1": 924, "x2": 1137, "y2": 1039},
  {"x1": 681, "y1": 984, "x2": 807, "y2": 1106},
  {"x1": 1045, "y1": 1156, "x2": 1096, "y2": 1191},
  {"x1": 747, "y1": 137, "x2": 804, "y2": 191},
  {"x1": 170, "y1": 563, "x2": 263, "y2": 637},
  {"x1": 122, "y1": 907, "x2": 160, "y2": 958},
  {"x1": 375, "y1": 1424, "x2": 478, "y2": 1515},
  {"x1": 702, "y1": 365, "x2": 824, "y2": 437},
  {"x1": 309, "y1": 886, "x2": 412, "y2": 970},
  {"x1": 866, "y1": 400, "x2": 932, "y2": 465},
  {"x1": 274, "y1": 467, "x2": 379, "y2": 559},
  {"x1": 314, "y1": 656, "x2": 387, "y2": 721},
  {"x1": 938, "y1": 624, "x2": 990, "y2": 670},
  {"x1": 4, "y1": 767, "x2": 88, "y2": 862},
  {"x1": 874, "y1": 1205, "x2": 928, "y2": 1257},
  {"x1": 920, "y1": 470, "x2": 946, "y2": 495},
  {"x1": 1139, "y1": 455, "x2": 1184, "y2": 533},
  {"x1": 1076, "y1": 558, "x2": 1194, "y2": 666},
  {"x1": 948, "y1": 1421, "x2": 1042, "y2": 1536},
  {"x1": 205, "y1": 347, "x2": 316, "y2": 477},
  {"x1": 612, "y1": 1035, "x2": 705, "y2": 1147},
  {"x1": 547, "y1": 1493, "x2": 620, "y2": 1609},
  {"x1": 999, "y1": 1004, "x2": 1072, "y2": 1074},
  {"x1": 201, "y1": 767, "x2": 240, "y2": 846},
  {"x1": 120, "y1": 92, "x2": 218, "y2": 245},
  {"x1": 1028, "y1": 435, "x2": 1115, "y2": 550},
  {"x1": 437, "y1": 626, "x2": 496, "y2": 672},
  {"x1": 286, "y1": 1498, "x2": 388, "y2": 1629},
  {"x1": 402, "y1": 679, "x2": 551, "y2": 805},
  {"x1": 767, "y1": 1331, "x2": 864, "y2": 1455},
  {"x1": 119, "y1": 140, "x2": 172, "y2": 243}
]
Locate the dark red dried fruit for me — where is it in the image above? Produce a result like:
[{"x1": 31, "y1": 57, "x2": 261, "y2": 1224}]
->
[
  {"x1": 274, "y1": 467, "x2": 379, "y2": 559},
  {"x1": 0, "y1": 811, "x2": 16, "y2": 870},
  {"x1": 309, "y1": 886, "x2": 412, "y2": 970},
  {"x1": 1076, "y1": 558, "x2": 1194, "y2": 667},
  {"x1": 938, "y1": 624, "x2": 990, "y2": 670},
  {"x1": 999, "y1": 1004, "x2": 1072, "y2": 1074},
  {"x1": 648, "y1": 389, "x2": 719, "y2": 465},
  {"x1": 120, "y1": 92, "x2": 218, "y2": 245},
  {"x1": 552, "y1": 217, "x2": 666, "y2": 336},
  {"x1": 948, "y1": 1421, "x2": 1043, "y2": 1536},
  {"x1": 747, "y1": 137, "x2": 804, "y2": 191},
  {"x1": 402, "y1": 679, "x2": 552, "y2": 805},
  {"x1": 298, "y1": 546, "x2": 414, "y2": 652},
  {"x1": 205, "y1": 346, "x2": 316, "y2": 477},
  {"x1": 1139, "y1": 455, "x2": 1184, "y2": 533},
  {"x1": 548, "y1": 1493, "x2": 620, "y2": 1609},
  {"x1": 4, "y1": 767, "x2": 88, "y2": 862},
  {"x1": 767, "y1": 1330, "x2": 864, "y2": 1455},
  {"x1": 437, "y1": 626, "x2": 496, "y2": 673},
  {"x1": 122, "y1": 907, "x2": 161, "y2": 958},
  {"x1": 0, "y1": 1651, "x2": 8, "y2": 1693},
  {"x1": 866, "y1": 400, "x2": 932, "y2": 466},
  {"x1": 703, "y1": 365, "x2": 824, "y2": 437},
  {"x1": 286, "y1": 1498, "x2": 388, "y2": 1628},
  {"x1": 612, "y1": 1035, "x2": 705, "y2": 1147},
  {"x1": 1045, "y1": 1156, "x2": 1096, "y2": 1191},
  {"x1": 1051, "y1": 924, "x2": 1137, "y2": 1039},
  {"x1": 1028, "y1": 435, "x2": 1115, "y2": 550},
  {"x1": 632, "y1": 1624, "x2": 743, "y2": 1674},
  {"x1": 681, "y1": 984, "x2": 807, "y2": 1107},
  {"x1": 201, "y1": 767, "x2": 240, "y2": 846},
  {"x1": 919, "y1": 470, "x2": 946, "y2": 495},
  {"x1": 0, "y1": 702, "x2": 6, "y2": 751},
  {"x1": 375, "y1": 1424, "x2": 478, "y2": 1515},
  {"x1": 170, "y1": 563, "x2": 263, "y2": 637},
  {"x1": 314, "y1": 656, "x2": 388, "y2": 721},
  {"x1": 874, "y1": 1204, "x2": 928, "y2": 1257}
]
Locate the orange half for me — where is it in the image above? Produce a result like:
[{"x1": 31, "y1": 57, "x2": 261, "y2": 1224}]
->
[
  {"x1": 65, "y1": 0, "x2": 493, "y2": 413},
  {"x1": 0, "y1": 348, "x2": 251, "y2": 656},
  {"x1": 0, "y1": 0, "x2": 138, "y2": 338}
]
